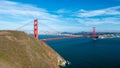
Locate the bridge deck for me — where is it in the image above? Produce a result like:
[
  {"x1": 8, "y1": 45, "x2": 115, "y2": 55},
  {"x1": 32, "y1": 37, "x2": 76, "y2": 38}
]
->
[{"x1": 40, "y1": 36, "x2": 82, "y2": 41}]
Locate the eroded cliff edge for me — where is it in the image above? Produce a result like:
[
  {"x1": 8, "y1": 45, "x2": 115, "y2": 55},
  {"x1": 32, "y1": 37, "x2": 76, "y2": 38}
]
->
[{"x1": 0, "y1": 30, "x2": 66, "y2": 68}]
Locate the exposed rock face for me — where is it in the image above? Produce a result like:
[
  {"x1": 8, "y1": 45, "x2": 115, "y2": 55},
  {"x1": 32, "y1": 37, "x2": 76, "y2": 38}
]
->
[{"x1": 0, "y1": 30, "x2": 66, "y2": 68}]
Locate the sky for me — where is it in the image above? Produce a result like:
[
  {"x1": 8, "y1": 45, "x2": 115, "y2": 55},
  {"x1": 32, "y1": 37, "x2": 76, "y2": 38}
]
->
[{"x1": 0, "y1": 0, "x2": 120, "y2": 32}]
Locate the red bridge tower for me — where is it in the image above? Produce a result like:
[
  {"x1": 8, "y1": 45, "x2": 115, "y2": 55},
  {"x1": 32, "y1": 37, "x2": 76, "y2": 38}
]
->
[{"x1": 34, "y1": 19, "x2": 38, "y2": 39}]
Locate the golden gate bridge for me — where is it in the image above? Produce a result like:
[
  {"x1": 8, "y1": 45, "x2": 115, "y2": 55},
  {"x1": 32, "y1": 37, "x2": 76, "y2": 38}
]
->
[{"x1": 16, "y1": 19, "x2": 97, "y2": 41}]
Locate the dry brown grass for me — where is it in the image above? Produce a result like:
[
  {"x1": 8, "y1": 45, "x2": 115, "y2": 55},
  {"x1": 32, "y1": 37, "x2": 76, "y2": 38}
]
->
[{"x1": 0, "y1": 30, "x2": 65, "y2": 68}]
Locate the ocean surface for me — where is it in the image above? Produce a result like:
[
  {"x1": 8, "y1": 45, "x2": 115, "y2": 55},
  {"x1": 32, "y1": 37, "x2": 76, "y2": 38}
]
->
[{"x1": 38, "y1": 35, "x2": 120, "y2": 68}]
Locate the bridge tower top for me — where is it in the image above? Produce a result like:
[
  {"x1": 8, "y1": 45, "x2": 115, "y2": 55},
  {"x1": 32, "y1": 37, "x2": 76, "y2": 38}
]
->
[{"x1": 34, "y1": 19, "x2": 38, "y2": 39}]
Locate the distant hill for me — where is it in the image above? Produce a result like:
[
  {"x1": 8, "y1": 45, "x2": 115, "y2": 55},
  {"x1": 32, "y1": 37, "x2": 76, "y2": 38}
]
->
[{"x1": 0, "y1": 30, "x2": 66, "y2": 68}]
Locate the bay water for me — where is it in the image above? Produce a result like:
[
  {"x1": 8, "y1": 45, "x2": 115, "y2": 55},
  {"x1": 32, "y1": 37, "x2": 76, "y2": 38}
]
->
[{"x1": 39, "y1": 35, "x2": 120, "y2": 68}]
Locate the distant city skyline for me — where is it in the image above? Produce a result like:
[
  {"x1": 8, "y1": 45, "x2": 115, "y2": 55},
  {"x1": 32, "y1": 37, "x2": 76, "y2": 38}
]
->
[{"x1": 0, "y1": 0, "x2": 120, "y2": 32}]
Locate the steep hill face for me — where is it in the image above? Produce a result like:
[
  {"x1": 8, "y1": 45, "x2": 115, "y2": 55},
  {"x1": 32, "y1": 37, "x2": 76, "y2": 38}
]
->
[{"x1": 0, "y1": 30, "x2": 66, "y2": 68}]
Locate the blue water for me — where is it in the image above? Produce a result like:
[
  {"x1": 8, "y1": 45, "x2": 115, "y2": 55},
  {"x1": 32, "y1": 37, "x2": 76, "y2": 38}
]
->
[{"x1": 39, "y1": 35, "x2": 120, "y2": 68}]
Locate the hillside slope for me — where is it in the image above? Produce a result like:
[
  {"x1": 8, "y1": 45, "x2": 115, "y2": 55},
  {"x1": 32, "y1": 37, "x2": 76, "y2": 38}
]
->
[{"x1": 0, "y1": 30, "x2": 66, "y2": 68}]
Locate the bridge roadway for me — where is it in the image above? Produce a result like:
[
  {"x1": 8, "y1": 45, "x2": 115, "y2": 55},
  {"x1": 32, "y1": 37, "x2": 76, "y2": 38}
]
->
[{"x1": 40, "y1": 35, "x2": 83, "y2": 41}]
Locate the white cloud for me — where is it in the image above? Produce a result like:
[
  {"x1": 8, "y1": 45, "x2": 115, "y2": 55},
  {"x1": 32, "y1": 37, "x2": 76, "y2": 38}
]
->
[
  {"x1": 76, "y1": 6, "x2": 120, "y2": 17},
  {"x1": 0, "y1": 0, "x2": 61, "y2": 21},
  {"x1": 74, "y1": 6, "x2": 120, "y2": 26},
  {"x1": 0, "y1": 0, "x2": 65, "y2": 31},
  {"x1": 56, "y1": 9, "x2": 71, "y2": 14},
  {"x1": 76, "y1": 17, "x2": 120, "y2": 26}
]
